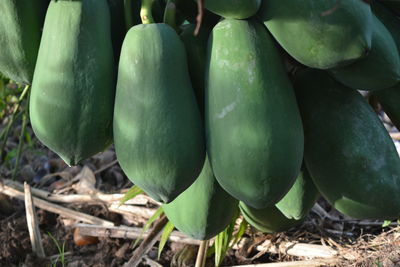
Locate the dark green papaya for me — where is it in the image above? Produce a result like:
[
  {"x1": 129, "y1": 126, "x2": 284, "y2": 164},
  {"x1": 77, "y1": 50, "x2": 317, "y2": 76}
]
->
[
  {"x1": 180, "y1": 24, "x2": 211, "y2": 114},
  {"x1": 0, "y1": 0, "x2": 48, "y2": 84},
  {"x1": 201, "y1": 0, "x2": 261, "y2": 19},
  {"x1": 114, "y1": 23, "x2": 205, "y2": 203},
  {"x1": 328, "y1": 15, "x2": 400, "y2": 91},
  {"x1": 374, "y1": 85, "x2": 400, "y2": 130},
  {"x1": 30, "y1": 0, "x2": 115, "y2": 166},
  {"x1": 294, "y1": 69, "x2": 400, "y2": 220},
  {"x1": 257, "y1": 0, "x2": 373, "y2": 69},
  {"x1": 205, "y1": 19, "x2": 304, "y2": 209},
  {"x1": 240, "y1": 203, "x2": 301, "y2": 234},
  {"x1": 162, "y1": 156, "x2": 238, "y2": 240},
  {"x1": 240, "y1": 166, "x2": 319, "y2": 233}
]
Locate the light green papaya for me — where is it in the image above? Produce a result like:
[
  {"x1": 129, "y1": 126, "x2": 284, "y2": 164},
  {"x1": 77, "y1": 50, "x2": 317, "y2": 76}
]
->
[
  {"x1": 328, "y1": 15, "x2": 400, "y2": 91},
  {"x1": 257, "y1": 0, "x2": 373, "y2": 69},
  {"x1": 205, "y1": 19, "x2": 304, "y2": 209},
  {"x1": 180, "y1": 24, "x2": 211, "y2": 114},
  {"x1": 239, "y1": 167, "x2": 319, "y2": 233},
  {"x1": 201, "y1": 0, "x2": 261, "y2": 19},
  {"x1": 30, "y1": 0, "x2": 115, "y2": 166},
  {"x1": 294, "y1": 69, "x2": 400, "y2": 220},
  {"x1": 162, "y1": 156, "x2": 238, "y2": 240},
  {"x1": 0, "y1": 0, "x2": 48, "y2": 84},
  {"x1": 114, "y1": 23, "x2": 205, "y2": 203}
]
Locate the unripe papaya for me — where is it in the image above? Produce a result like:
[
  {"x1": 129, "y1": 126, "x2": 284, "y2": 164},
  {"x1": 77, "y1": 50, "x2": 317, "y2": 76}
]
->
[
  {"x1": 239, "y1": 167, "x2": 319, "y2": 233},
  {"x1": 30, "y1": 0, "x2": 115, "y2": 166},
  {"x1": 0, "y1": 0, "x2": 48, "y2": 84},
  {"x1": 328, "y1": 15, "x2": 400, "y2": 91},
  {"x1": 180, "y1": 24, "x2": 211, "y2": 114},
  {"x1": 205, "y1": 19, "x2": 304, "y2": 209},
  {"x1": 163, "y1": 156, "x2": 238, "y2": 240},
  {"x1": 295, "y1": 69, "x2": 400, "y2": 220},
  {"x1": 201, "y1": 0, "x2": 261, "y2": 19},
  {"x1": 114, "y1": 23, "x2": 205, "y2": 203},
  {"x1": 257, "y1": 0, "x2": 373, "y2": 69}
]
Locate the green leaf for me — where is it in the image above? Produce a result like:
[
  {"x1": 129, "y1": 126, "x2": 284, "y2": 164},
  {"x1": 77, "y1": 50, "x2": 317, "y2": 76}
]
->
[
  {"x1": 230, "y1": 218, "x2": 248, "y2": 247},
  {"x1": 119, "y1": 185, "x2": 143, "y2": 206},
  {"x1": 382, "y1": 220, "x2": 392, "y2": 227},
  {"x1": 132, "y1": 207, "x2": 164, "y2": 248},
  {"x1": 214, "y1": 218, "x2": 236, "y2": 267},
  {"x1": 5, "y1": 148, "x2": 18, "y2": 163},
  {"x1": 158, "y1": 220, "x2": 175, "y2": 259}
]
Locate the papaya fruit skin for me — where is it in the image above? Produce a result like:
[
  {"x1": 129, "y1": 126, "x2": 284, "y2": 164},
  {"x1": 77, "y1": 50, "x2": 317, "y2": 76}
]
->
[
  {"x1": 205, "y1": 19, "x2": 304, "y2": 209},
  {"x1": 328, "y1": 16, "x2": 400, "y2": 91},
  {"x1": 0, "y1": 0, "x2": 48, "y2": 84},
  {"x1": 163, "y1": 156, "x2": 238, "y2": 240},
  {"x1": 30, "y1": 0, "x2": 115, "y2": 166},
  {"x1": 180, "y1": 24, "x2": 211, "y2": 114},
  {"x1": 114, "y1": 23, "x2": 205, "y2": 203},
  {"x1": 240, "y1": 202, "x2": 302, "y2": 234},
  {"x1": 294, "y1": 69, "x2": 400, "y2": 220},
  {"x1": 240, "y1": 166, "x2": 319, "y2": 233},
  {"x1": 202, "y1": 0, "x2": 261, "y2": 19},
  {"x1": 275, "y1": 167, "x2": 319, "y2": 221},
  {"x1": 257, "y1": 0, "x2": 373, "y2": 69}
]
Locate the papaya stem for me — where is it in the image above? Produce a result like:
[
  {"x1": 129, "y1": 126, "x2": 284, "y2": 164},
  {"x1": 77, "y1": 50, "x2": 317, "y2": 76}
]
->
[
  {"x1": 163, "y1": 0, "x2": 178, "y2": 31},
  {"x1": 195, "y1": 240, "x2": 209, "y2": 267},
  {"x1": 0, "y1": 84, "x2": 30, "y2": 163},
  {"x1": 12, "y1": 91, "x2": 29, "y2": 181},
  {"x1": 194, "y1": 0, "x2": 204, "y2": 36},
  {"x1": 140, "y1": 0, "x2": 155, "y2": 24}
]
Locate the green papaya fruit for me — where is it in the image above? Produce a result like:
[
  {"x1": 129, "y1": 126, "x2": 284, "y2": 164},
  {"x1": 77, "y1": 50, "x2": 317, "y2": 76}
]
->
[
  {"x1": 114, "y1": 23, "x2": 205, "y2": 203},
  {"x1": 30, "y1": 0, "x2": 115, "y2": 166},
  {"x1": 0, "y1": 0, "x2": 48, "y2": 84},
  {"x1": 328, "y1": 16, "x2": 400, "y2": 91},
  {"x1": 240, "y1": 202, "x2": 301, "y2": 234},
  {"x1": 205, "y1": 19, "x2": 304, "y2": 209},
  {"x1": 201, "y1": 0, "x2": 261, "y2": 19},
  {"x1": 294, "y1": 69, "x2": 400, "y2": 220},
  {"x1": 374, "y1": 85, "x2": 400, "y2": 130},
  {"x1": 257, "y1": 0, "x2": 373, "y2": 69},
  {"x1": 180, "y1": 24, "x2": 211, "y2": 114},
  {"x1": 275, "y1": 166, "x2": 319, "y2": 220},
  {"x1": 163, "y1": 156, "x2": 238, "y2": 240},
  {"x1": 240, "y1": 166, "x2": 319, "y2": 233}
]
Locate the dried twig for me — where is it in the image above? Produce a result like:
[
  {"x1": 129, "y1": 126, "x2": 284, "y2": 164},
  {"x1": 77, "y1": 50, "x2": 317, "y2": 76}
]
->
[
  {"x1": 223, "y1": 258, "x2": 338, "y2": 267},
  {"x1": 73, "y1": 223, "x2": 200, "y2": 245},
  {"x1": 24, "y1": 182, "x2": 46, "y2": 258},
  {"x1": 195, "y1": 240, "x2": 209, "y2": 267},
  {"x1": 123, "y1": 215, "x2": 169, "y2": 267},
  {"x1": 0, "y1": 182, "x2": 114, "y2": 226}
]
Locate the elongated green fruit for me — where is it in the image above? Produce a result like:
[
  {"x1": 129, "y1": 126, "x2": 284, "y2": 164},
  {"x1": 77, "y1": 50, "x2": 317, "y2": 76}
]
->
[
  {"x1": 239, "y1": 167, "x2": 319, "y2": 233},
  {"x1": 202, "y1": 0, "x2": 261, "y2": 19},
  {"x1": 114, "y1": 23, "x2": 205, "y2": 203},
  {"x1": 30, "y1": 0, "x2": 115, "y2": 166},
  {"x1": 163, "y1": 156, "x2": 238, "y2": 240},
  {"x1": 180, "y1": 24, "x2": 211, "y2": 114},
  {"x1": 295, "y1": 69, "x2": 400, "y2": 220},
  {"x1": 329, "y1": 16, "x2": 400, "y2": 91},
  {"x1": 206, "y1": 19, "x2": 304, "y2": 209},
  {"x1": 258, "y1": 0, "x2": 373, "y2": 69},
  {"x1": 0, "y1": 0, "x2": 48, "y2": 84}
]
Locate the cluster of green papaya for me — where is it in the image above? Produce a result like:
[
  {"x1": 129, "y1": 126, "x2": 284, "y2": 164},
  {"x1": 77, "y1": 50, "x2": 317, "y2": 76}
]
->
[{"x1": 2, "y1": 0, "x2": 400, "y2": 241}]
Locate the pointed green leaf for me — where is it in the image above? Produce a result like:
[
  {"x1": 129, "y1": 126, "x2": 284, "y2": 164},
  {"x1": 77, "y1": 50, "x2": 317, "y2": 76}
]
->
[
  {"x1": 119, "y1": 185, "x2": 143, "y2": 206},
  {"x1": 158, "y1": 220, "x2": 175, "y2": 259},
  {"x1": 382, "y1": 220, "x2": 392, "y2": 227}
]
